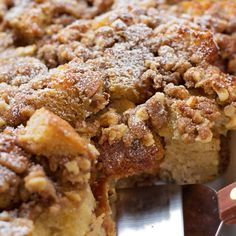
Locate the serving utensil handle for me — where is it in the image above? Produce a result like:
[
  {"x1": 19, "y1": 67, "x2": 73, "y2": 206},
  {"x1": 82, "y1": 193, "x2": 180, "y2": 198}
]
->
[{"x1": 217, "y1": 182, "x2": 236, "y2": 224}]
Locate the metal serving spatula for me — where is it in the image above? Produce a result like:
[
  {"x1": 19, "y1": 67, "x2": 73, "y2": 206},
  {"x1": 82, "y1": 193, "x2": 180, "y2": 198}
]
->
[
  {"x1": 116, "y1": 183, "x2": 236, "y2": 236},
  {"x1": 116, "y1": 185, "x2": 184, "y2": 236}
]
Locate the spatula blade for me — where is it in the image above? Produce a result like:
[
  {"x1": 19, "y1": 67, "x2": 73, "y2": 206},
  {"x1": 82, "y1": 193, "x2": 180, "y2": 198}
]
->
[{"x1": 116, "y1": 185, "x2": 184, "y2": 236}]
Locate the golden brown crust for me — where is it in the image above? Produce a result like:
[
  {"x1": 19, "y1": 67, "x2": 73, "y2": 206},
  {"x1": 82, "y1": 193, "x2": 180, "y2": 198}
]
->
[
  {"x1": 0, "y1": 59, "x2": 109, "y2": 127},
  {"x1": 97, "y1": 138, "x2": 162, "y2": 178},
  {"x1": 18, "y1": 108, "x2": 95, "y2": 158}
]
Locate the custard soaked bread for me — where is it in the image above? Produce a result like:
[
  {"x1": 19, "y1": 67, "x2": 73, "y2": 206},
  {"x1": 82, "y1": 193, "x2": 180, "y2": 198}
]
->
[{"x1": 0, "y1": 0, "x2": 235, "y2": 235}]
